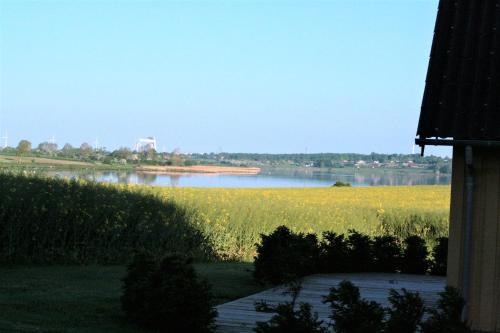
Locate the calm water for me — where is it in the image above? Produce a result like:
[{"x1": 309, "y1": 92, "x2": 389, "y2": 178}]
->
[{"x1": 47, "y1": 169, "x2": 451, "y2": 188}]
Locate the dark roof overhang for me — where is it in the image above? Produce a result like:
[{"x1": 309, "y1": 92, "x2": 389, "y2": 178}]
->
[{"x1": 416, "y1": 0, "x2": 500, "y2": 153}]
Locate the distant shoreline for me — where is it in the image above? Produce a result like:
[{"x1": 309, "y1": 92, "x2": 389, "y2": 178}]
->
[{"x1": 135, "y1": 165, "x2": 261, "y2": 175}]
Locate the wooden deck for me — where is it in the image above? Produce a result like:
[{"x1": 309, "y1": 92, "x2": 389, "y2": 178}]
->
[{"x1": 215, "y1": 273, "x2": 446, "y2": 333}]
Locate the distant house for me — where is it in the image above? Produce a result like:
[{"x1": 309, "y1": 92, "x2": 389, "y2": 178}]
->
[
  {"x1": 355, "y1": 160, "x2": 366, "y2": 168},
  {"x1": 415, "y1": 1, "x2": 500, "y2": 332}
]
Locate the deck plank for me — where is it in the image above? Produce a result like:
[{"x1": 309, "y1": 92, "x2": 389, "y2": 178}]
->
[{"x1": 215, "y1": 273, "x2": 446, "y2": 333}]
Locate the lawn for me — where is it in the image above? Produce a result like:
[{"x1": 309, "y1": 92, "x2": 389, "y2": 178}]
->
[{"x1": 0, "y1": 262, "x2": 264, "y2": 333}]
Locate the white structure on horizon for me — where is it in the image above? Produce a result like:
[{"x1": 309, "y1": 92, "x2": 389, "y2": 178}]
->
[{"x1": 134, "y1": 137, "x2": 157, "y2": 152}]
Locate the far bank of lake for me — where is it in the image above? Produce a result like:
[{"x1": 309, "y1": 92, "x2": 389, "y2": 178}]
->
[{"x1": 47, "y1": 168, "x2": 451, "y2": 188}]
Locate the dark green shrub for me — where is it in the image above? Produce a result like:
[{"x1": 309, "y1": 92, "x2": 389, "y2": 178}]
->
[
  {"x1": 332, "y1": 181, "x2": 351, "y2": 187},
  {"x1": 121, "y1": 252, "x2": 157, "y2": 324},
  {"x1": 121, "y1": 253, "x2": 217, "y2": 333},
  {"x1": 255, "y1": 282, "x2": 327, "y2": 333},
  {"x1": 372, "y1": 235, "x2": 401, "y2": 273},
  {"x1": 346, "y1": 230, "x2": 373, "y2": 272},
  {"x1": 421, "y1": 286, "x2": 470, "y2": 333},
  {"x1": 400, "y1": 236, "x2": 429, "y2": 275},
  {"x1": 385, "y1": 288, "x2": 425, "y2": 333},
  {"x1": 254, "y1": 302, "x2": 328, "y2": 333},
  {"x1": 323, "y1": 280, "x2": 385, "y2": 333},
  {"x1": 254, "y1": 226, "x2": 319, "y2": 284},
  {"x1": 318, "y1": 232, "x2": 349, "y2": 273},
  {"x1": 430, "y1": 237, "x2": 448, "y2": 276}
]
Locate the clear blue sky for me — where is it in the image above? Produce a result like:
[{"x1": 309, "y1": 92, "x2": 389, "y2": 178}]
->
[{"x1": 0, "y1": 0, "x2": 449, "y2": 155}]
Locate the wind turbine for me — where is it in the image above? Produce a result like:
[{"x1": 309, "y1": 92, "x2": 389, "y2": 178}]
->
[{"x1": 0, "y1": 132, "x2": 7, "y2": 149}]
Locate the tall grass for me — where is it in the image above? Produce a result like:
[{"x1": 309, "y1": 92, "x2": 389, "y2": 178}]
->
[
  {"x1": 149, "y1": 186, "x2": 450, "y2": 260},
  {"x1": 0, "y1": 174, "x2": 451, "y2": 263},
  {"x1": 0, "y1": 174, "x2": 211, "y2": 264}
]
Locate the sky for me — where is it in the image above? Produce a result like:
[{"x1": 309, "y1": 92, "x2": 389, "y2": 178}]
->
[{"x1": 0, "y1": 0, "x2": 450, "y2": 156}]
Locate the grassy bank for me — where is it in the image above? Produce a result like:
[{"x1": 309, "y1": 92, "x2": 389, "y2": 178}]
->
[{"x1": 0, "y1": 263, "x2": 263, "y2": 333}]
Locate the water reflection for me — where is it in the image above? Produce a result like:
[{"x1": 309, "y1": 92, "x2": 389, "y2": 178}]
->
[{"x1": 47, "y1": 169, "x2": 451, "y2": 188}]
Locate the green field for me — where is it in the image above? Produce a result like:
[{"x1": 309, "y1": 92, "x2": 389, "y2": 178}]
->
[{"x1": 0, "y1": 263, "x2": 263, "y2": 333}]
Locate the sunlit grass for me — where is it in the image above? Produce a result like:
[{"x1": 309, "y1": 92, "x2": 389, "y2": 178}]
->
[{"x1": 142, "y1": 185, "x2": 451, "y2": 260}]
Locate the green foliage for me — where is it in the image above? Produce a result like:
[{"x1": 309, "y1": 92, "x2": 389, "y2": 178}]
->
[
  {"x1": 0, "y1": 262, "x2": 261, "y2": 333},
  {"x1": 256, "y1": 281, "x2": 470, "y2": 333},
  {"x1": 378, "y1": 213, "x2": 449, "y2": 244},
  {"x1": 332, "y1": 181, "x2": 351, "y2": 187},
  {"x1": 194, "y1": 152, "x2": 452, "y2": 171},
  {"x1": 37, "y1": 142, "x2": 58, "y2": 154},
  {"x1": 318, "y1": 232, "x2": 349, "y2": 273},
  {"x1": 323, "y1": 280, "x2": 385, "y2": 333},
  {"x1": 255, "y1": 303, "x2": 327, "y2": 333},
  {"x1": 401, "y1": 236, "x2": 429, "y2": 275},
  {"x1": 0, "y1": 173, "x2": 211, "y2": 264},
  {"x1": 430, "y1": 237, "x2": 448, "y2": 276},
  {"x1": 16, "y1": 140, "x2": 32, "y2": 154},
  {"x1": 122, "y1": 253, "x2": 217, "y2": 333},
  {"x1": 385, "y1": 289, "x2": 425, "y2": 333},
  {"x1": 121, "y1": 253, "x2": 157, "y2": 325},
  {"x1": 254, "y1": 226, "x2": 319, "y2": 284},
  {"x1": 160, "y1": 186, "x2": 449, "y2": 262},
  {"x1": 255, "y1": 282, "x2": 327, "y2": 333},
  {"x1": 257, "y1": 226, "x2": 447, "y2": 283},
  {"x1": 421, "y1": 287, "x2": 470, "y2": 333},
  {"x1": 112, "y1": 147, "x2": 133, "y2": 160},
  {"x1": 346, "y1": 230, "x2": 373, "y2": 272},
  {"x1": 372, "y1": 235, "x2": 401, "y2": 273}
]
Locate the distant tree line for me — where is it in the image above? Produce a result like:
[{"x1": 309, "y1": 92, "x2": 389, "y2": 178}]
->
[
  {"x1": 190, "y1": 152, "x2": 452, "y2": 173},
  {"x1": 2, "y1": 139, "x2": 194, "y2": 166},
  {"x1": 3, "y1": 140, "x2": 452, "y2": 173}
]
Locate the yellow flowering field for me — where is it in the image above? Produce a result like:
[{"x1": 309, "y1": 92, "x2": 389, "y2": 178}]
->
[{"x1": 141, "y1": 186, "x2": 451, "y2": 260}]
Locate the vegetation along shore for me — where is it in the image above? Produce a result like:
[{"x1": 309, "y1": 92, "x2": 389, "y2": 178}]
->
[{"x1": 0, "y1": 173, "x2": 450, "y2": 263}]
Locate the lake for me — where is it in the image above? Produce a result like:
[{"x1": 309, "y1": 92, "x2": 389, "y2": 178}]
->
[{"x1": 47, "y1": 169, "x2": 451, "y2": 188}]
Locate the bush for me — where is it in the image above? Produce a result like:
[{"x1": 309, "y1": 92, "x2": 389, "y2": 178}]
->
[
  {"x1": 318, "y1": 232, "x2": 349, "y2": 273},
  {"x1": 255, "y1": 302, "x2": 327, "y2": 333},
  {"x1": 421, "y1": 286, "x2": 470, "y2": 333},
  {"x1": 121, "y1": 252, "x2": 157, "y2": 324},
  {"x1": 400, "y1": 236, "x2": 429, "y2": 274},
  {"x1": 255, "y1": 283, "x2": 327, "y2": 333},
  {"x1": 255, "y1": 226, "x2": 442, "y2": 283},
  {"x1": 256, "y1": 279, "x2": 470, "y2": 333},
  {"x1": 346, "y1": 230, "x2": 373, "y2": 272},
  {"x1": 254, "y1": 226, "x2": 319, "y2": 284},
  {"x1": 372, "y1": 235, "x2": 401, "y2": 273},
  {"x1": 323, "y1": 280, "x2": 385, "y2": 333},
  {"x1": 385, "y1": 288, "x2": 425, "y2": 333},
  {"x1": 430, "y1": 237, "x2": 448, "y2": 276},
  {"x1": 332, "y1": 181, "x2": 351, "y2": 187},
  {"x1": 121, "y1": 253, "x2": 217, "y2": 333}
]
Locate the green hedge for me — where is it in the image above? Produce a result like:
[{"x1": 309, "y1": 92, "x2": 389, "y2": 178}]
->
[{"x1": 254, "y1": 226, "x2": 448, "y2": 284}]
